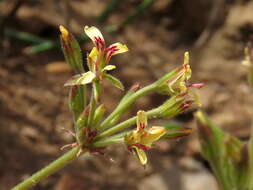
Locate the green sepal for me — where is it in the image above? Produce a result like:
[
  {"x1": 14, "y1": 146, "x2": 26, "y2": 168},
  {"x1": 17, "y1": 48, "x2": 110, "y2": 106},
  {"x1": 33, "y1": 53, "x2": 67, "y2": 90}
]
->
[
  {"x1": 104, "y1": 73, "x2": 124, "y2": 90},
  {"x1": 69, "y1": 86, "x2": 86, "y2": 121},
  {"x1": 92, "y1": 104, "x2": 106, "y2": 127},
  {"x1": 75, "y1": 106, "x2": 90, "y2": 145},
  {"x1": 157, "y1": 95, "x2": 184, "y2": 119}
]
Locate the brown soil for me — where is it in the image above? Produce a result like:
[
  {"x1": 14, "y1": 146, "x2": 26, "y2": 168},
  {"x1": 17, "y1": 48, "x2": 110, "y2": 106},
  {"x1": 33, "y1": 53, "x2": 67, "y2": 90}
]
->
[{"x1": 1, "y1": 0, "x2": 253, "y2": 190}]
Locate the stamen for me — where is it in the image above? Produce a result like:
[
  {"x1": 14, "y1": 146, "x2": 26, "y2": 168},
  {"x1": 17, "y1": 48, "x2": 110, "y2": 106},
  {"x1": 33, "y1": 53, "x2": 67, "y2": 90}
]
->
[
  {"x1": 187, "y1": 83, "x2": 205, "y2": 88},
  {"x1": 177, "y1": 91, "x2": 188, "y2": 98}
]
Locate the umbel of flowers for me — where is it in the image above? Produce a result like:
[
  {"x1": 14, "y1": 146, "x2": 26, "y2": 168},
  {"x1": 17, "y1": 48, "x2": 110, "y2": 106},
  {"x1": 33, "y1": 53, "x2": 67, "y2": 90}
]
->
[
  {"x1": 11, "y1": 25, "x2": 204, "y2": 190},
  {"x1": 59, "y1": 25, "x2": 203, "y2": 165}
]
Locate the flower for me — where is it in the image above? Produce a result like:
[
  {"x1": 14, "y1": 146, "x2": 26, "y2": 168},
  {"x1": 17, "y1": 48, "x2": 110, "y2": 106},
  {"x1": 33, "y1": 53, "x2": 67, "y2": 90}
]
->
[
  {"x1": 63, "y1": 26, "x2": 128, "y2": 91},
  {"x1": 125, "y1": 110, "x2": 166, "y2": 165},
  {"x1": 158, "y1": 52, "x2": 192, "y2": 96},
  {"x1": 84, "y1": 26, "x2": 128, "y2": 72}
]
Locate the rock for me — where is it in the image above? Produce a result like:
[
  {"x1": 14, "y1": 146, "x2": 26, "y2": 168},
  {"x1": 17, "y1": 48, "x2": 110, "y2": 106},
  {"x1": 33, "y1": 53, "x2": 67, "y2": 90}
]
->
[
  {"x1": 182, "y1": 170, "x2": 218, "y2": 190},
  {"x1": 138, "y1": 174, "x2": 168, "y2": 190}
]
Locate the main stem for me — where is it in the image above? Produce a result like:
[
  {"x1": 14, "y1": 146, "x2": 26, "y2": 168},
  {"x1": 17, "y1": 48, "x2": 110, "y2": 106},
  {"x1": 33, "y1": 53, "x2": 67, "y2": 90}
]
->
[{"x1": 11, "y1": 147, "x2": 84, "y2": 190}]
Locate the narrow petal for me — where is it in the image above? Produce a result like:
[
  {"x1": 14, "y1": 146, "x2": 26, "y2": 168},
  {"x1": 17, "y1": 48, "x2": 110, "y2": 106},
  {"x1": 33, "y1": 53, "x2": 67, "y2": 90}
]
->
[
  {"x1": 137, "y1": 110, "x2": 148, "y2": 130},
  {"x1": 132, "y1": 146, "x2": 147, "y2": 165},
  {"x1": 183, "y1": 51, "x2": 191, "y2": 80},
  {"x1": 140, "y1": 126, "x2": 166, "y2": 145},
  {"x1": 102, "y1": 65, "x2": 116, "y2": 72},
  {"x1": 88, "y1": 47, "x2": 99, "y2": 63},
  {"x1": 64, "y1": 71, "x2": 96, "y2": 86},
  {"x1": 84, "y1": 26, "x2": 105, "y2": 49},
  {"x1": 107, "y1": 42, "x2": 128, "y2": 56}
]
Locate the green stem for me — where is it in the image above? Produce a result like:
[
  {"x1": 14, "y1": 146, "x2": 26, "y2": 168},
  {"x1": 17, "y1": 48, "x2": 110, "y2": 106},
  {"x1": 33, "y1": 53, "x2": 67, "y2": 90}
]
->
[
  {"x1": 88, "y1": 84, "x2": 97, "y2": 128},
  {"x1": 11, "y1": 147, "x2": 83, "y2": 190},
  {"x1": 98, "y1": 83, "x2": 157, "y2": 131},
  {"x1": 98, "y1": 69, "x2": 177, "y2": 131},
  {"x1": 93, "y1": 134, "x2": 126, "y2": 147},
  {"x1": 97, "y1": 107, "x2": 160, "y2": 139}
]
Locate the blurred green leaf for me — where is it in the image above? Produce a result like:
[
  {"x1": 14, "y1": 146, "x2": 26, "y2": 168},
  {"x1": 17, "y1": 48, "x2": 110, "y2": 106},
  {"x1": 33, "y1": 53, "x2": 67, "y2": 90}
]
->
[{"x1": 195, "y1": 110, "x2": 252, "y2": 190}]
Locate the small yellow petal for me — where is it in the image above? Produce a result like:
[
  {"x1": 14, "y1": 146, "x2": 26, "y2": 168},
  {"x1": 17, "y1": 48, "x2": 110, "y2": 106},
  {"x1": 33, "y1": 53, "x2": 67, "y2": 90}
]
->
[
  {"x1": 84, "y1": 26, "x2": 104, "y2": 45},
  {"x1": 184, "y1": 51, "x2": 189, "y2": 65},
  {"x1": 137, "y1": 110, "x2": 147, "y2": 131},
  {"x1": 183, "y1": 52, "x2": 191, "y2": 80},
  {"x1": 102, "y1": 65, "x2": 116, "y2": 72},
  {"x1": 88, "y1": 47, "x2": 99, "y2": 63},
  {"x1": 108, "y1": 42, "x2": 128, "y2": 56}
]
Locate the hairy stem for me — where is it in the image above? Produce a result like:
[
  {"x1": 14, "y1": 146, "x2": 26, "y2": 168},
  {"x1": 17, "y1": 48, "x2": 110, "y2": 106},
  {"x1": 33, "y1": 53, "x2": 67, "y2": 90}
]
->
[{"x1": 11, "y1": 147, "x2": 84, "y2": 190}]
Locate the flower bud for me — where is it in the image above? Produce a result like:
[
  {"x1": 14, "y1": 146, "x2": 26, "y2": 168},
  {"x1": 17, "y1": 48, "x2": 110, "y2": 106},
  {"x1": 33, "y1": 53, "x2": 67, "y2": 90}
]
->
[
  {"x1": 92, "y1": 104, "x2": 106, "y2": 127},
  {"x1": 162, "y1": 124, "x2": 192, "y2": 139},
  {"x1": 59, "y1": 25, "x2": 84, "y2": 73}
]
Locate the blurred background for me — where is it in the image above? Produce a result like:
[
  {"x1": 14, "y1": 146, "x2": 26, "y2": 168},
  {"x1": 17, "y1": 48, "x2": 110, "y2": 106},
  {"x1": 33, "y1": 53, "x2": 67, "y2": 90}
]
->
[{"x1": 1, "y1": 0, "x2": 253, "y2": 189}]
